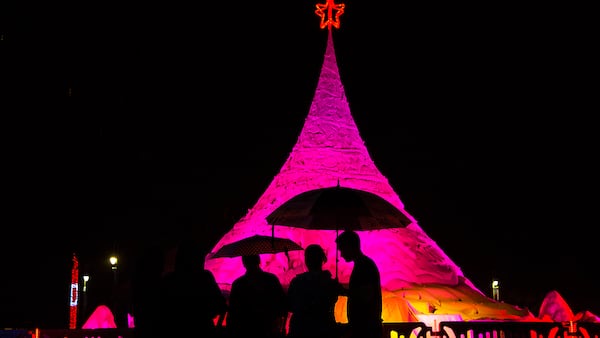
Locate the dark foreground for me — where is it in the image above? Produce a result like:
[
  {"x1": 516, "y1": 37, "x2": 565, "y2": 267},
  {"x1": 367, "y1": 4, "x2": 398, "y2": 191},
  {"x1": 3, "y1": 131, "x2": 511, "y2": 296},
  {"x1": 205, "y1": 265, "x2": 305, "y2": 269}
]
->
[{"x1": 2, "y1": 321, "x2": 600, "y2": 338}]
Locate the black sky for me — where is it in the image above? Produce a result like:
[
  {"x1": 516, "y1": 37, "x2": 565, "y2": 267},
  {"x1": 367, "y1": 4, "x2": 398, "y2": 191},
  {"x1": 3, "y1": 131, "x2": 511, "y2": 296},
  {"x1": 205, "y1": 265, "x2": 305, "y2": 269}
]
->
[{"x1": 3, "y1": 0, "x2": 598, "y2": 329}]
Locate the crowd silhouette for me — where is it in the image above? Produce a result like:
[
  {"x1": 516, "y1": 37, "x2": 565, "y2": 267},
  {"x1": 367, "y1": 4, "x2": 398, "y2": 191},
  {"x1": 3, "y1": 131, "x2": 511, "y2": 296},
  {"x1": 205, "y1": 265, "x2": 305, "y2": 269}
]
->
[
  {"x1": 128, "y1": 231, "x2": 383, "y2": 338},
  {"x1": 130, "y1": 239, "x2": 228, "y2": 338}
]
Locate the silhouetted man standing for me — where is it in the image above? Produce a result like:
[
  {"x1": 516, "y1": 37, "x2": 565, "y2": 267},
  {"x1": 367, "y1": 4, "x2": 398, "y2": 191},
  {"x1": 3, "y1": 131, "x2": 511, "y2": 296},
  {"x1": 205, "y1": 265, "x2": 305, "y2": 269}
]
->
[
  {"x1": 227, "y1": 254, "x2": 287, "y2": 338},
  {"x1": 159, "y1": 239, "x2": 227, "y2": 338},
  {"x1": 288, "y1": 244, "x2": 341, "y2": 338},
  {"x1": 336, "y1": 230, "x2": 382, "y2": 338}
]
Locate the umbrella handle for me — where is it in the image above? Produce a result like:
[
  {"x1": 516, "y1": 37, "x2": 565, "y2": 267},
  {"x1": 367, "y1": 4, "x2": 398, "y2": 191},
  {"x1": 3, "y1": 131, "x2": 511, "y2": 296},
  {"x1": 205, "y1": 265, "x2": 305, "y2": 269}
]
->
[
  {"x1": 272, "y1": 224, "x2": 275, "y2": 247},
  {"x1": 335, "y1": 228, "x2": 339, "y2": 279},
  {"x1": 285, "y1": 247, "x2": 291, "y2": 271}
]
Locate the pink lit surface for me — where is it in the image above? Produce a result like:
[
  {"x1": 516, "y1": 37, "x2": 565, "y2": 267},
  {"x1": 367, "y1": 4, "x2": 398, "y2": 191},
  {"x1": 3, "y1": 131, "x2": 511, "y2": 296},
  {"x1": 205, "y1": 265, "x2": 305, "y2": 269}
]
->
[
  {"x1": 203, "y1": 30, "x2": 541, "y2": 322},
  {"x1": 81, "y1": 305, "x2": 117, "y2": 329}
]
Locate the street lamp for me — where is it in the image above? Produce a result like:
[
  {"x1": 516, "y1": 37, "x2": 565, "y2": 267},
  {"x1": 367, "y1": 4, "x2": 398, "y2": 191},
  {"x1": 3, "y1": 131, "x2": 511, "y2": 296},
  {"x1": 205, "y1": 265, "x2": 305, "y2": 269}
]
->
[
  {"x1": 109, "y1": 255, "x2": 118, "y2": 286},
  {"x1": 82, "y1": 274, "x2": 90, "y2": 291},
  {"x1": 492, "y1": 279, "x2": 500, "y2": 301},
  {"x1": 108, "y1": 254, "x2": 123, "y2": 327},
  {"x1": 82, "y1": 274, "x2": 90, "y2": 321}
]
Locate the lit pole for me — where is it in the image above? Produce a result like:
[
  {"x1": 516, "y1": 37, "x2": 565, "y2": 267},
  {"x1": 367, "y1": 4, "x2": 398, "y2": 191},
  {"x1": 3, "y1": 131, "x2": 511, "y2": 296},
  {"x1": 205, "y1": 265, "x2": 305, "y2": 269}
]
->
[
  {"x1": 109, "y1": 254, "x2": 122, "y2": 327},
  {"x1": 109, "y1": 255, "x2": 118, "y2": 286},
  {"x1": 82, "y1": 273, "x2": 90, "y2": 322},
  {"x1": 492, "y1": 279, "x2": 500, "y2": 301},
  {"x1": 69, "y1": 253, "x2": 79, "y2": 329}
]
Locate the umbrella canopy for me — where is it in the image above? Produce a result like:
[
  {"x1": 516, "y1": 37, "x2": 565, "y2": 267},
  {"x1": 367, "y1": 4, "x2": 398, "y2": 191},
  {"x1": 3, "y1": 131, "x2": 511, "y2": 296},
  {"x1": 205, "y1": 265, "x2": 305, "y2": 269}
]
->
[
  {"x1": 209, "y1": 235, "x2": 304, "y2": 259},
  {"x1": 266, "y1": 185, "x2": 411, "y2": 231},
  {"x1": 266, "y1": 185, "x2": 411, "y2": 278}
]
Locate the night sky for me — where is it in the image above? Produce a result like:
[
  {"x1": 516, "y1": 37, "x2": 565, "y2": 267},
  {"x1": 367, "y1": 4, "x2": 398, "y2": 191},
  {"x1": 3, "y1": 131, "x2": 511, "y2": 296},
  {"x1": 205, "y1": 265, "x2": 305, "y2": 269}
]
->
[{"x1": 3, "y1": 0, "x2": 597, "y2": 329}]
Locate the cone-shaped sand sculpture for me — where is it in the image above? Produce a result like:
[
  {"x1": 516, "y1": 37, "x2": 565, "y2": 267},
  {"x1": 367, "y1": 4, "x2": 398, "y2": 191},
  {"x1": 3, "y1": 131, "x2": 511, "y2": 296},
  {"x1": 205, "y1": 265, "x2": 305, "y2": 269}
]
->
[{"x1": 205, "y1": 16, "x2": 532, "y2": 322}]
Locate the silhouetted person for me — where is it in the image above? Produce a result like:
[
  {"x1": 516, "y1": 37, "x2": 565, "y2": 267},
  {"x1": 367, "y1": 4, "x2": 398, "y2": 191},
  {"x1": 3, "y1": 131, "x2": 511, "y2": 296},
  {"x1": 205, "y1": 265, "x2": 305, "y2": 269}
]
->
[
  {"x1": 131, "y1": 244, "x2": 165, "y2": 338},
  {"x1": 288, "y1": 244, "x2": 341, "y2": 338},
  {"x1": 336, "y1": 230, "x2": 382, "y2": 338},
  {"x1": 226, "y1": 254, "x2": 287, "y2": 338},
  {"x1": 159, "y1": 239, "x2": 227, "y2": 338}
]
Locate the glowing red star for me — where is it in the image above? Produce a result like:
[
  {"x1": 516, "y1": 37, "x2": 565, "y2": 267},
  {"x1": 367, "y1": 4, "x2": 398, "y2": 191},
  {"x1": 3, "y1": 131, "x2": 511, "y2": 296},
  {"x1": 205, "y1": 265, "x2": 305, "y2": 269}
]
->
[{"x1": 315, "y1": 0, "x2": 345, "y2": 30}]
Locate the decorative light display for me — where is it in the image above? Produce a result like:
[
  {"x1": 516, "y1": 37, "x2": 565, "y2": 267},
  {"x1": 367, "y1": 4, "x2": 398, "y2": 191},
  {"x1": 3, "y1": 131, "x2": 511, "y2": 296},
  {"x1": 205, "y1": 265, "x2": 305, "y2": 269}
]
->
[
  {"x1": 315, "y1": 0, "x2": 345, "y2": 29},
  {"x1": 69, "y1": 253, "x2": 79, "y2": 329}
]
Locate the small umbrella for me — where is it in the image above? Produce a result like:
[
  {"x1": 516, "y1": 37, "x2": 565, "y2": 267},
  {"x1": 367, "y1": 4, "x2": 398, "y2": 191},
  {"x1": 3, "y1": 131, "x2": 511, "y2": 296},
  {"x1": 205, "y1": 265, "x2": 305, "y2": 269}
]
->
[
  {"x1": 266, "y1": 184, "x2": 411, "y2": 277},
  {"x1": 209, "y1": 234, "x2": 304, "y2": 259}
]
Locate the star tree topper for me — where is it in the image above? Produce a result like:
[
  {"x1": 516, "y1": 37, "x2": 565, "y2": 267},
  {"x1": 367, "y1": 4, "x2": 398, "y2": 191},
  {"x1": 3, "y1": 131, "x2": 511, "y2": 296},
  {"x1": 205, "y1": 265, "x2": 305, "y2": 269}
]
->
[{"x1": 315, "y1": 0, "x2": 345, "y2": 30}]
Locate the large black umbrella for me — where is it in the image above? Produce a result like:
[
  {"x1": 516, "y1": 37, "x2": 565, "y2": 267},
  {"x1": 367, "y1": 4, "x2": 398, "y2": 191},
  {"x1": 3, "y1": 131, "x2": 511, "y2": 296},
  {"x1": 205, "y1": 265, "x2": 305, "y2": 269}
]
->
[
  {"x1": 266, "y1": 185, "x2": 411, "y2": 276},
  {"x1": 266, "y1": 185, "x2": 411, "y2": 231},
  {"x1": 208, "y1": 234, "x2": 303, "y2": 259}
]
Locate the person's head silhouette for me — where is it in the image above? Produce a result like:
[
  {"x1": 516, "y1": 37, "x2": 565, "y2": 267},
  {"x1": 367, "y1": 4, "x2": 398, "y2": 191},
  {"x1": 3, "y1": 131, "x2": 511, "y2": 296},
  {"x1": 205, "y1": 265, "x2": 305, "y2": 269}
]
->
[
  {"x1": 335, "y1": 230, "x2": 361, "y2": 263},
  {"x1": 241, "y1": 254, "x2": 261, "y2": 271},
  {"x1": 304, "y1": 244, "x2": 327, "y2": 271}
]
